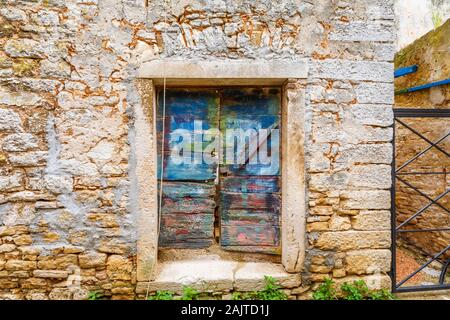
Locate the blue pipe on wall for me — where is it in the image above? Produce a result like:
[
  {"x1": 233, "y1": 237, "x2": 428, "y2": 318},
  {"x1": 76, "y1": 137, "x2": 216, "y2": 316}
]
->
[
  {"x1": 395, "y1": 78, "x2": 450, "y2": 95},
  {"x1": 394, "y1": 65, "x2": 418, "y2": 78}
]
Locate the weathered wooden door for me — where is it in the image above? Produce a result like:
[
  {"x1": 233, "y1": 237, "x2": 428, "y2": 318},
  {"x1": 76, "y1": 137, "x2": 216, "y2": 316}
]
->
[
  {"x1": 157, "y1": 89, "x2": 219, "y2": 248},
  {"x1": 157, "y1": 88, "x2": 281, "y2": 254},
  {"x1": 219, "y1": 88, "x2": 281, "y2": 254}
]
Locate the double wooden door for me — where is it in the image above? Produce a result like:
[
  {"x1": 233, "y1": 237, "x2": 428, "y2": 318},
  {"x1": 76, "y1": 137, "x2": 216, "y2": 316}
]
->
[{"x1": 157, "y1": 87, "x2": 281, "y2": 254}]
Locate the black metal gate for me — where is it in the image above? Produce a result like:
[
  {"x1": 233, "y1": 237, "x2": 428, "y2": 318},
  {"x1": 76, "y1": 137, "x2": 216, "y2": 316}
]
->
[{"x1": 391, "y1": 108, "x2": 450, "y2": 293}]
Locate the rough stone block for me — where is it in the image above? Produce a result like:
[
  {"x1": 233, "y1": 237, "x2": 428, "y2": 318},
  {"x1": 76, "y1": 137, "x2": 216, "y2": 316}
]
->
[
  {"x1": 0, "y1": 87, "x2": 42, "y2": 106},
  {"x1": 5, "y1": 260, "x2": 36, "y2": 271},
  {"x1": 356, "y1": 82, "x2": 394, "y2": 104},
  {"x1": 0, "y1": 109, "x2": 22, "y2": 132},
  {"x1": 346, "y1": 104, "x2": 393, "y2": 127},
  {"x1": 0, "y1": 8, "x2": 28, "y2": 21},
  {"x1": 348, "y1": 164, "x2": 392, "y2": 189},
  {"x1": 328, "y1": 215, "x2": 351, "y2": 231},
  {"x1": 0, "y1": 244, "x2": 16, "y2": 253},
  {"x1": 307, "y1": 221, "x2": 329, "y2": 232},
  {"x1": 329, "y1": 21, "x2": 395, "y2": 42},
  {"x1": 2, "y1": 133, "x2": 39, "y2": 152},
  {"x1": 49, "y1": 288, "x2": 72, "y2": 300},
  {"x1": 310, "y1": 206, "x2": 333, "y2": 216},
  {"x1": 0, "y1": 172, "x2": 23, "y2": 192},
  {"x1": 86, "y1": 214, "x2": 119, "y2": 228},
  {"x1": 366, "y1": 0, "x2": 395, "y2": 20},
  {"x1": 40, "y1": 59, "x2": 71, "y2": 78},
  {"x1": 8, "y1": 151, "x2": 47, "y2": 166},
  {"x1": 33, "y1": 270, "x2": 70, "y2": 279},
  {"x1": 37, "y1": 255, "x2": 78, "y2": 270},
  {"x1": 352, "y1": 210, "x2": 391, "y2": 231},
  {"x1": 4, "y1": 39, "x2": 44, "y2": 58},
  {"x1": 310, "y1": 60, "x2": 393, "y2": 82},
  {"x1": 373, "y1": 43, "x2": 395, "y2": 62},
  {"x1": 12, "y1": 234, "x2": 32, "y2": 246},
  {"x1": 18, "y1": 246, "x2": 42, "y2": 255},
  {"x1": 79, "y1": 252, "x2": 107, "y2": 269},
  {"x1": 234, "y1": 262, "x2": 301, "y2": 291},
  {"x1": 0, "y1": 225, "x2": 28, "y2": 237},
  {"x1": 310, "y1": 172, "x2": 349, "y2": 191},
  {"x1": 31, "y1": 10, "x2": 60, "y2": 26},
  {"x1": 6, "y1": 191, "x2": 54, "y2": 203},
  {"x1": 0, "y1": 279, "x2": 19, "y2": 289},
  {"x1": 341, "y1": 190, "x2": 391, "y2": 209},
  {"x1": 59, "y1": 159, "x2": 98, "y2": 177},
  {"x1": 345, "y1": 249, "x2": 391, "y2": 275},
  {"x1": 27, "y1": 110, "x2": 49, "y2": 134},
  {"x1": 107, "y1": 255, "x2": 133, "y2": 280},
  {"x1": 315, "y1": 231, "x2": 391, "y2": 251},
  {"x1": 333, "y1": 274, "x2": 391, "y2": 291},
  {"x1": 44, "y1": 175, "x2": 73, "y2": 194},
  {"x1": 335, "y1": 144, "x2": 393, "y2": 168},
  {"x1": 26, "y1": 292, "x2": 49, "y2": 300}
]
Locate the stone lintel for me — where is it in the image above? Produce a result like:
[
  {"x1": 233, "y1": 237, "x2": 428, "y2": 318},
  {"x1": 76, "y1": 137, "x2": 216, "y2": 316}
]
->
[{"x1": 138, "y1": 59, "x2": 309, "y2": 85}]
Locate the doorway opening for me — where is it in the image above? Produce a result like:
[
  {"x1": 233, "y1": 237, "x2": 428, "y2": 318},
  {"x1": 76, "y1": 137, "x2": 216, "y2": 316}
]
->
[{"x1": 156, "y1": 87, "x2": 282, "y2": 256}]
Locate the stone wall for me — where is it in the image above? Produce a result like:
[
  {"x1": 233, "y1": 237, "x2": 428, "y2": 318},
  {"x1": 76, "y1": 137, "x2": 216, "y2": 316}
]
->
[
  {"x1": 0, "y1": 0, "x2": 394, "y2": 299},
  {"x1": 394, "y1": 0, "x2": 450, "y2": 51},
  {"x1": 394, "y1": 20, "x2": 449, "y2": 259}
]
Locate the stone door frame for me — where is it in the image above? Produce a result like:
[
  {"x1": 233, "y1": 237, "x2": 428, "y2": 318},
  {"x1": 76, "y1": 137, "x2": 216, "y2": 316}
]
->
[{"x1": 134, "y1": 60, "x2": 309, "y2": 281}]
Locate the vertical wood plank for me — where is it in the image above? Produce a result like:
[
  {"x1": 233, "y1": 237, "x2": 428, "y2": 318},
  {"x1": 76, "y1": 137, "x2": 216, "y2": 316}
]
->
[
  {"x1": 157, "y1": 89, "x2": 219, "y2": 248},
  {"x1": 219, "y1": 88, "x2": 282, "y2": 254}
]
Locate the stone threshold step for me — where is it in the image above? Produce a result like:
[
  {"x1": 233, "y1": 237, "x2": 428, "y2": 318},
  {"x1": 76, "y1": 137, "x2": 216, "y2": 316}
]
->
[{"x1": 136, "y1": 257, "x2": 301, "y2": 294}]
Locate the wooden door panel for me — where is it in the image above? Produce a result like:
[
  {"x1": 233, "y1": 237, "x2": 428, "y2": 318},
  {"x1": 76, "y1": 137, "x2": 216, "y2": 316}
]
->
[
  {"x1": 158, "y1": 89, "x2": 219, "y2": 248},
  {"x1": 220, "y1": 88, "x2": 281, "y2": 116},
  {"x1": 158, "y1": 151, "x2": 217, "y2": 181},
  {"x1": 219, "y1": 88, "x2": 281, "y2": 254},
  {"x1": 220, "y1": 207, "x2": 281, "y2": 253},
  {"x1": 221, "y1": 223, "x2": 280, "y2": 247},
  {"x1": 161, "y1": 197, "x2": 216, "y2": 215},
  {"x1": 221, "y1": 176, "x2": 280, "y2": 193},
  {"x1": 157, "y1": 114, "x2": 219, "y2": 133},
  {"x1": 220, "y1": 193, "x2": 280, "y2": 210},
  {"x1": 220, "y1": 115, "x2": 280, "y2": 131},
  {"x1": 157, "y1": 89, "x2": 219, "y2": 119},
  {"x1": 161, "y1": 181, "x2": 216, "y2": 199},
  {"x1": 158, "y1": 87, "x2": 282, "y2": 252},
  {"x1": 159, "y1": 213, "x2": 214, "y2": 248},
  {"x1": 223, "y1": 162, "x2": 280, "y2": 176}
]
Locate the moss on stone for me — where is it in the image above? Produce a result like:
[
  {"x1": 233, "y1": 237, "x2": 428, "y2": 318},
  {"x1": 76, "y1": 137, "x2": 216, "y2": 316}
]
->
[
  {"x1": 394, "y1": 18, "x2": 449, "y2": 107},
  {"x1": 394, "y1": 18, "x2": 450, "y2": 69},
  {"x1": 0, "y1": 22, "x2": 15, "y2": 37},
  {"x1": 0, "y1": 152, "x2": 7, "y2": 164},
  {"x1": 0, "y1": 56, "x2": 13, "y2": 68},
  {"x1": 12, "y1": 58, "x2": 40, "y2": 76}
]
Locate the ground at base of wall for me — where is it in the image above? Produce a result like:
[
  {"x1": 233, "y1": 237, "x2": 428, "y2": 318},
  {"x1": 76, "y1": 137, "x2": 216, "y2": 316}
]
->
[
  {"x1": 396, "y1": 244, "x2": 449, "y2": 288},
  {"x1": 397, "y1": 290, "x2": 450, "y2": 300}
]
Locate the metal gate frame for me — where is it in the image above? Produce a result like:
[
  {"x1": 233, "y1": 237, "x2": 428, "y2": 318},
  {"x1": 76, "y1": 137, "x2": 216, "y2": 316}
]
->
[{"x1": 391, "y1": 108, "x2": 450, "y2": 293}]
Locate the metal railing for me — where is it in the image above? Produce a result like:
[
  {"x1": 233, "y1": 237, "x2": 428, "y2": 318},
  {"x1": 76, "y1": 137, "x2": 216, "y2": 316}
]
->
[{"x1": 391, "y1": 108, "x2": 450, "y2": 292}]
